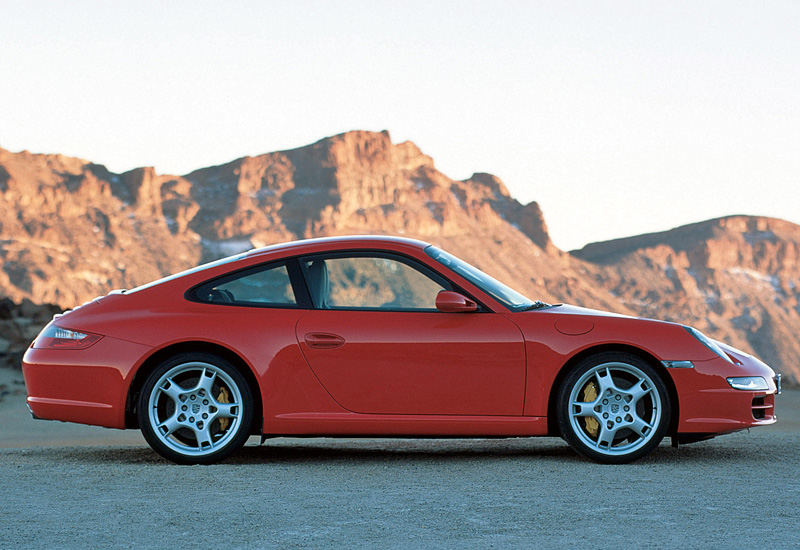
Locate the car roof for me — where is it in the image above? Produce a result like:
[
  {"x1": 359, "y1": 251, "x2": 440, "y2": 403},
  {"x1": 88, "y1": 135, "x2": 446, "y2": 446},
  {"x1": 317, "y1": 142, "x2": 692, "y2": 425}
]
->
[
  {"x1": 126, "y1": 235, "x2": 433, "y2": 297},
  {"x1": 245, "y1": 235, "x2": 432, "y2": 259}
]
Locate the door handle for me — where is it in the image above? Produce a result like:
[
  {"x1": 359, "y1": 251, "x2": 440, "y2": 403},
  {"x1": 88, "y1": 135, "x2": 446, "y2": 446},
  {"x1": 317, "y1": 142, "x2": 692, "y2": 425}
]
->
[{"x1": 304, "y1": 332, "x2": 346, "y2": 349}]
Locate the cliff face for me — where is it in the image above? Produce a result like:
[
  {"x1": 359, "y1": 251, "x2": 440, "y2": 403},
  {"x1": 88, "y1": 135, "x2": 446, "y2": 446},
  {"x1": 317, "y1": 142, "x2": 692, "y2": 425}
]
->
[
  {"x1": 0, "y1": 149, "x2": 202, "y2": 308},
  {"x1": 178, "y1": 131, "x2": 555, "y2": 252},
  {"x1": 1, "y1": 131, "x2": 798, "y2": 384}
]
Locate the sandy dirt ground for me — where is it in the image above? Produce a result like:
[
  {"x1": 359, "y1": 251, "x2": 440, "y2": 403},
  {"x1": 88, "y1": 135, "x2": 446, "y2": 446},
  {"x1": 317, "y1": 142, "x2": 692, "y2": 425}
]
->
[{"x1": 1, "y1": 367, "x2": 798, "y2": 549}]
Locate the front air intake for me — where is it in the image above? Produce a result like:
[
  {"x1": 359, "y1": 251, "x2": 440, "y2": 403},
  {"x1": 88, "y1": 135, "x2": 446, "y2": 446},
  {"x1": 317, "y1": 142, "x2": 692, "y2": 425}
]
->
[{"x1": 751, "y1": 396, "x2": 773, "y2": 421}]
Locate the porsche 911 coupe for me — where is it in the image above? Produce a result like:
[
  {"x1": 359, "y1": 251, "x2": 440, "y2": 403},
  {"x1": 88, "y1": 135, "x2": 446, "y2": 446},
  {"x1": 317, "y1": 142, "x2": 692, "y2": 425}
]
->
[{"x1": 22, "y1": 236, "x2": 781, "y2": 464}]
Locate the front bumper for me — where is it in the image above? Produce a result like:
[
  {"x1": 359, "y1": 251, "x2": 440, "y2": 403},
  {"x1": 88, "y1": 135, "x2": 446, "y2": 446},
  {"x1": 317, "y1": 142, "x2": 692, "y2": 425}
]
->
[{"x1": 667, "y1": 355, "x2": 779, "y2": 434}]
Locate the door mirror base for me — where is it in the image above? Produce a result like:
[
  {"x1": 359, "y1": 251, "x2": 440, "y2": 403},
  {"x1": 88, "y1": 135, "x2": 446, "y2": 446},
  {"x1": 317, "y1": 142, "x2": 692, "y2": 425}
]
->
[{"x1": 436, "y1": 291, "x2": 478, "y2": 313}]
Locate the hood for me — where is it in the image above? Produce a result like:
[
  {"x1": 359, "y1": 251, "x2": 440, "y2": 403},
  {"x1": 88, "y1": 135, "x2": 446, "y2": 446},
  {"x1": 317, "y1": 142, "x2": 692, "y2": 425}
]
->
[{"x1": 543, "y1": 304, "x2": 639, "y2": 320}]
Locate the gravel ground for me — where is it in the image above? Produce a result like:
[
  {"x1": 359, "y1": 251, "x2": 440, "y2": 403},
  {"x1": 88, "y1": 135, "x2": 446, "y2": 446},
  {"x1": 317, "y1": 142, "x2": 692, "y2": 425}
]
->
[{"x1": 1, "y1": 367, "x2": 798, "y2": 549}]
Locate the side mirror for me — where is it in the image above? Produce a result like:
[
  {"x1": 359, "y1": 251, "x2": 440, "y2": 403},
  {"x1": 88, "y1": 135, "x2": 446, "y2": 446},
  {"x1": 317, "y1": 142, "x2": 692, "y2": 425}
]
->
[{"x1": 436, "y1": 291, "x2": 478, "y2": 313}]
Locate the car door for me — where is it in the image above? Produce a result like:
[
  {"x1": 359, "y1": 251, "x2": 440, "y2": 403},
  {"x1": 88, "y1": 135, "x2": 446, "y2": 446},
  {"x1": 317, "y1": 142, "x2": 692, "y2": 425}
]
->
[{"x1": 295, "y1": 252, "x2": 526, "y2": 416}]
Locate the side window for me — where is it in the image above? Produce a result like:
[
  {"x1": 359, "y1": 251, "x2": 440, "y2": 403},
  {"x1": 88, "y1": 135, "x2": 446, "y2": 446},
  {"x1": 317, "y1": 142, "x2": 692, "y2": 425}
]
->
[
  {"x1": 194, "y1": 263, "x2": 297, "y2": 307},
  {"x1": 302, "y1": 255, "x2": 448, "y2": 310}
]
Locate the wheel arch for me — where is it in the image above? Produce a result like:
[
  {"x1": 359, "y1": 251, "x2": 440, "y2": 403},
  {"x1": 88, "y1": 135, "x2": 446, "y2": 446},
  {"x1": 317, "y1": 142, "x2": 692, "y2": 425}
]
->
[
  {"x1": 546, "y1": 343, "x2": 679, "y2": 438},
  {"x1": 125, "y1": 341, "x2": 263, "y2": 435}
]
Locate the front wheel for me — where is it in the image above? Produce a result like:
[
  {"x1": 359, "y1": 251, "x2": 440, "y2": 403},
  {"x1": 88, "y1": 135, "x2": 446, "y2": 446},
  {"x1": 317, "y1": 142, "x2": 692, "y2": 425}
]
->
[
  {"x1": 137, "y1": 353, "x2": 254, "y2": 464},
  {"x1": 557, "y1": 352, "x2": 671, "y2": 464}
]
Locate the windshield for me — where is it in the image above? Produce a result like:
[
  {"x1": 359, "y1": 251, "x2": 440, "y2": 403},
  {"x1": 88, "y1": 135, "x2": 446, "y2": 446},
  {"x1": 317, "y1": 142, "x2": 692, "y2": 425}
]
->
[{"x1": 425, "y1": 246, "x2": 535, "y2": 310}]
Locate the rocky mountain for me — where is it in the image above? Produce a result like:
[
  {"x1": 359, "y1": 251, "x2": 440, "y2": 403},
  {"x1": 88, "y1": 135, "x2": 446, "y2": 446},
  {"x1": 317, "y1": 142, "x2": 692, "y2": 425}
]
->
[
  {"x1": 1, "y1": 131, "x2": 798, "y2": 385},
  {"x1": 573, "y1": 216, "x2": 800, "y2": 377},
  {"x1": 0, "y1": 131, "x2": 620, "y2": 311}
]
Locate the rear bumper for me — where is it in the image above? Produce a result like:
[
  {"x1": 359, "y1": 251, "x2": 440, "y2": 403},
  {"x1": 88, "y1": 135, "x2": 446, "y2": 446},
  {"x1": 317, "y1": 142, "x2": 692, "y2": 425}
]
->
[{"x1": 21, "y1": 336, "x2": 151, "y2": 429}]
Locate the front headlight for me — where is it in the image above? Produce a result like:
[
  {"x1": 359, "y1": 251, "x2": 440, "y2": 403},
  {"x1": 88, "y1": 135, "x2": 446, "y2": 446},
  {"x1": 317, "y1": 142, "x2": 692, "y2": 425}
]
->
[
  {"x1": 726, "y1": 376, "x2": 769, "y2": 391},
  {"x1": 684, "y1": 326, "x2": 734, "y2": 364}
]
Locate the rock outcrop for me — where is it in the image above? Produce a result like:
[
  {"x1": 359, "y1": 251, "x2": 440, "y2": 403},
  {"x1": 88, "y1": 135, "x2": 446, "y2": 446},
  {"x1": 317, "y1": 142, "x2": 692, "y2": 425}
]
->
[
  {"x1": 0, "y1": 148, "x2": 201, "y2": 307},
  {"x1": 1, "y1": 132, "x2": 798, "y2": 385}
]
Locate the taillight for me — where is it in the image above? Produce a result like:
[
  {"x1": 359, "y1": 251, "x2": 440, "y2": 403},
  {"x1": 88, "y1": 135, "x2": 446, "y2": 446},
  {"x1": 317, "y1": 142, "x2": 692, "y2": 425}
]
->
[{"x1": 33, "y1": 324, "x2": 103, "y2": 350}]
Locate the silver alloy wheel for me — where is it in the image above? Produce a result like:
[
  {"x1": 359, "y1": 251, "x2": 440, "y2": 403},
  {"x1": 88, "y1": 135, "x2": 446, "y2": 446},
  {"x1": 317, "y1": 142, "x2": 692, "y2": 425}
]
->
[
  {"x1": 146, "y1": 361, "x2": 244, "y2": 457},
  {"x1": 567, "y1": 361, "x2": 663, "y2": 457}
]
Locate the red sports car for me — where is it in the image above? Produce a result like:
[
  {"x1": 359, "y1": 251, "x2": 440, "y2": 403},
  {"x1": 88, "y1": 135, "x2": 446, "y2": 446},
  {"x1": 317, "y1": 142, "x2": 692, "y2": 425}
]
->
[{"x1": 22, "y1": 236, "x2": 780, "y2": 464}]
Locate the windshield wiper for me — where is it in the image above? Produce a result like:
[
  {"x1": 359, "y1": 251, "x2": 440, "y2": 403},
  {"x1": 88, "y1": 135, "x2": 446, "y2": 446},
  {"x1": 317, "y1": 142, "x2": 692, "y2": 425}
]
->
[{"x1": 520, "y1": 301, "x2": 551, "y2": 311}]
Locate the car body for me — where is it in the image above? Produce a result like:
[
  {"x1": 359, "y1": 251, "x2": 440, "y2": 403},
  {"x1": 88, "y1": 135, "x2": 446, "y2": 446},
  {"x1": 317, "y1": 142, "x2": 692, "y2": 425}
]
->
[{"x1": 22, "y1": 236, "x2": 781, "y2": 464}]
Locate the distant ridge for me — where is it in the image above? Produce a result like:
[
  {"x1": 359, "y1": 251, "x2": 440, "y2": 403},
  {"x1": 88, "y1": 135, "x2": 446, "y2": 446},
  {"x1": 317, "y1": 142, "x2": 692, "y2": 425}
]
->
[
  {"x1": 574, "y1": 215, "x2": 800, "y2": 265},
  {"x1": 574, "y1": 215, "x2": 800, "y2": 377}
]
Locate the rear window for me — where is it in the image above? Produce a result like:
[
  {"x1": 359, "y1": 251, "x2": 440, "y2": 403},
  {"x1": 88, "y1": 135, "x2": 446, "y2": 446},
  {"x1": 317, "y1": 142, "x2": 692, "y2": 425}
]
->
[{"x1": 191, "y1": 263, "x2": 297, "y2": 307}]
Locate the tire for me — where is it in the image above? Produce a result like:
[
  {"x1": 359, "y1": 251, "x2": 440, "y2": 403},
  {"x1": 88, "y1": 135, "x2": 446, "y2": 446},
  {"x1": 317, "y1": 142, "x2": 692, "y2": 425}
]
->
[
  {"x1": 556, "y1": 352, "x2": 671, "y2": 464},
  {"x1": 137, "y1": 352, "x2": 254, "y2": 464}
]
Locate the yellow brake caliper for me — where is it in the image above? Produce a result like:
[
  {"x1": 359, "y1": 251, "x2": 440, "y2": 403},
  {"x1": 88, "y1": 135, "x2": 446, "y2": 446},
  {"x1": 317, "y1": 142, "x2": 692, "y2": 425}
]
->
[
  {"x1": 582, "y1": 381, "x2": 600, "y2": 438},
  {"x1": 217, "y1": 387, "x2": 231, "y2": 433}
]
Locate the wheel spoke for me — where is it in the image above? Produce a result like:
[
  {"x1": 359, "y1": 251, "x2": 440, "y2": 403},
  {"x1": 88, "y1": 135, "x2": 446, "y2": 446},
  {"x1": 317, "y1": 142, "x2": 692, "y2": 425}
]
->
[
  {"x1": 192, "y1": 424, "x2": 214, "y2": 450},
  {"x1": 596, "y1": 424, "x2": 617, "y2": 449},
  {"x1": 197, "y1": 368, "x2": 217, "y2": 395},
  {"x1": 595, "y1": 368, "x2": 619, "y2": 395},
  {"x1": 158, "y1": 377, "x2": 185, "y2": 403},
  {"x1": 627, "y1": 378, "x2": 652, "y2": 402},
  {"x1": 214, "y1": 402, "x2": 239, "y2": 419},
  {"x1": 628, "y1": 415, "x2": 654, "y2": 437},
  {"x1": 156, "y1": 412, "x2": 184, "y2": 437},
  {"x1": 571, "y1": 401, "x2": 599, "y2": 419}
]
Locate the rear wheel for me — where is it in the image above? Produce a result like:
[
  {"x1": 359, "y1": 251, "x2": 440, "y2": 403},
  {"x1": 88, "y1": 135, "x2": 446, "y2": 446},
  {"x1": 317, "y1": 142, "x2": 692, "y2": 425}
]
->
[
  {"x1": 557, "y1": 352, "x2": 670, "y2": 464},
  {"x1": 137, "y1": 353, "x2": 253, "y2": 464}
]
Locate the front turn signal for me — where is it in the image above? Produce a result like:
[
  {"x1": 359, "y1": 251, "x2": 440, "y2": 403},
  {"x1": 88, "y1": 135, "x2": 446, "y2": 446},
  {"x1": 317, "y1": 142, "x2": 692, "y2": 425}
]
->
[{"x1": 726, "y1": 376, "x2": 769, "y2": 391}]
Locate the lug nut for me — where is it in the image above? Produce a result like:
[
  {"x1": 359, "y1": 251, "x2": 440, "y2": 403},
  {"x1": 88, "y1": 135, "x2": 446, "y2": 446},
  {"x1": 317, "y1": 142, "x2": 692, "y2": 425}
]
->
[
  {"x1": 190, "y1": 395, "x2": 196, "y2": 401},
  {"x1": 203, "y1": 400, "x2": 209, "y2": 406},
  {"x1": 603, "y1": 399, "x2": 609, "y2": 405},
  {"x1": 189, "y1": 417, "x2": 195, "y2": 422},
  {"x1": 616, "y1": 417, "x2": 622, "y2": 422},
  {"x1": 202, "y1": 413, "x2": 208, "y2": 419},
  {"x1": 624, "y1": 406, "x2": 630, "y2": 412},
  {"x1": 181, "y1": 405, "x2": 188, "y2": 411},
  {"x1": 603, "y1": 413, "x2": 609, "y2": 419}
]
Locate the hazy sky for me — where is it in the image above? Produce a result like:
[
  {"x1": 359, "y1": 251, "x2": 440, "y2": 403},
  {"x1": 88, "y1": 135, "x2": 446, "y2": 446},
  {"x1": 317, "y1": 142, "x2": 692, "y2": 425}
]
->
[{"x1": 2, "y1": 1, "x2": 798, "y2": 250}]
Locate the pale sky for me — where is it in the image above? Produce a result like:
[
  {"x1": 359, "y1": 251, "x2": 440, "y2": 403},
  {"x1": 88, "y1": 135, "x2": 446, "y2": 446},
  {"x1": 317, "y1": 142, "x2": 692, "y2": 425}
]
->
[{"x1": 2, "y1": 1, "x2": 798, "y2": 251}]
